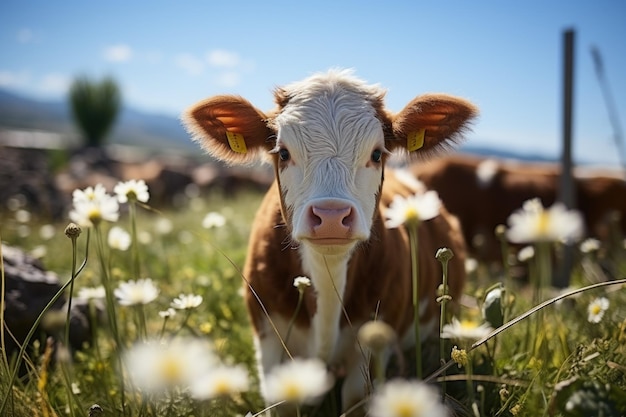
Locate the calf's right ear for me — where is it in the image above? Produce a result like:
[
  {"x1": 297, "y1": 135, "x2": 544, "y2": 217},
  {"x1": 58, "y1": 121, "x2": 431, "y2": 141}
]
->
[{"x1": 182, "y1": 95, "x2": 274, "y2": 165}]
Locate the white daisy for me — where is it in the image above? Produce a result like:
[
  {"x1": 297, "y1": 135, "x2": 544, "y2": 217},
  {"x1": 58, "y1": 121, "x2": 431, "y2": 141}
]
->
[
  {"x1": 170, "y1": 293, "x2": 203, "y2": 310},
  {"x1": 108, "y1": 226, "x2": 131, "y2": 251},
  {"x1": 77, "y1": 285, "x2": 106, "y2": 301},
  {"x1": 293, "y1": 276, "x2": 311, "y2": 291},
  {"x1": 587, "y1": 297, "x2": 609, "y2": 323},
  {"x1": 115, "y1": 278, "x2": 159, "y2": 306},
  {"x1": 580, "y1": 238, "x2": 601, "y2": 254},
  {"x1": 517, "y1": 245, "x2": 535, "y2": 262},
  {"x1": 369, "y1": 379, "x2": 448, "y2": 417},
  {"x1": 123, "y1": 338, "x2": 217, "y2": 393},
  {"x1": 440, "y1": 317, "x2": 493, "y2": 343},
  {"x1": 264, "y1": 358, "x2": 333, "y2": 404},
  {"x1": 69, "y1": 184, "x2": 119, "y2": 228},
  {"x1": 506, "y1": 198, "x2": 584, "y2": 244},
  {"x1": 114, "y1": 179, "x2": 150, "y2": 203},
  {"x1": 159, "y1": 308, "x2": 177, "y2": 318},
  {"x1": 384, "y1": 191, "x2": 441, "y2": 229},
  {"x1": 190, "y1": 364, "x2": 250, "y2": 399},
  {"x1": 202, "y1": 212, "x2": 226, "y2": 229}
]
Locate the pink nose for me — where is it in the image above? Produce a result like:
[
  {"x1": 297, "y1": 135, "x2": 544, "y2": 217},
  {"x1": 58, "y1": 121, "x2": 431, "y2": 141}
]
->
[{"x1": 309, "y1": 204, "x2": 354, "y2": 240}]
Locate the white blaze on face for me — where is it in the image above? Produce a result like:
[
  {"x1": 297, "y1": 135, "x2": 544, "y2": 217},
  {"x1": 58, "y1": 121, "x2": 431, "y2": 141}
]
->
[{"x1": 272, "y1": 74, "x2": 387, "y2": 250}]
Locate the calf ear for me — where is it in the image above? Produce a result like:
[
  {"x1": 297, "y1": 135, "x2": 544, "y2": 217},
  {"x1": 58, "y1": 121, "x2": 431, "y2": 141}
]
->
[
  {"x1": 182, "y1": 95, "x2": 274, "y2": 165},
  {"x1": 387, "y1": 94, "x2": 478, "y2": 158}
]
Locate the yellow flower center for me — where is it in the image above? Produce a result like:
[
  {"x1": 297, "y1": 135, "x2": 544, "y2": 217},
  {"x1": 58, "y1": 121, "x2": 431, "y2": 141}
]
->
[
  {"x1": 404, "y1": 206, "x2": 419, "y2": 222},
  {"x1": 393, "y1": 402, "x2": 418, "y2": 417},
  {"x1": 213, "y1": 378, "x2": 232, "y2": 396},
  {"x1": 159, "y1": 356, "x2": 183, "y2": 382},
  {"x1": 460, "y1": 319, "x2": 478, "y2": 330},
  {"x1": 283, "y1": 382, "x2": 302, "y2": 401},
  {"x1": 88, "y1": 207, "x2": 102, "y2": 224},
  {"x1": 535, "y1": 211, "x2": 550, "y2": 236},
  {"x1": 590, "y1": 304, "x2": 602, "y2": 315}
]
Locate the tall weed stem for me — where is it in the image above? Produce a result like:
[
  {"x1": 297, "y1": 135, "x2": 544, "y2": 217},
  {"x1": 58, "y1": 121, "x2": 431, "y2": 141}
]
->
[{"x1": 408, "y1": 224, "x2": 422, "y2": 378}]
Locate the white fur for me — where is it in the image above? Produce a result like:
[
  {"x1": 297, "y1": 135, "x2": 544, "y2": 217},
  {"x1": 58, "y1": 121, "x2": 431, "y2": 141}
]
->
[{"x1": 267, "y1": 70, "x2": 388, "y2": 410}]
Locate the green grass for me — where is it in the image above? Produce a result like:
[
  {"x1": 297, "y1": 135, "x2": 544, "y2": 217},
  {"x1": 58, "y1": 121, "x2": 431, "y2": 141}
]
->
[{"x1": 1, "y1": 185, "x2": 625, "y2": 417}]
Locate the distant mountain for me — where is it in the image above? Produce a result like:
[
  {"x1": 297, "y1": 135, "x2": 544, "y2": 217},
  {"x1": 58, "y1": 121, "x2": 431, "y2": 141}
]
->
[
  {"x1": 0, "y1": 88, "x2": 569, "y2": 164},
  {"x1": 0, "y1": 88, "x2": 195, "y2": 151}
]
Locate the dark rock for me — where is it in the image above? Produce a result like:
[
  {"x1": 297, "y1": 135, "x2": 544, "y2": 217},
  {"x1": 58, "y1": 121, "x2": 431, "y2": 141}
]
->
[
  {"x1": 0, "y1": 146, "x2": 67, "y2": 219},
  {"x1": 2, "y1": 243, "x2": 95, "y2": 364}
]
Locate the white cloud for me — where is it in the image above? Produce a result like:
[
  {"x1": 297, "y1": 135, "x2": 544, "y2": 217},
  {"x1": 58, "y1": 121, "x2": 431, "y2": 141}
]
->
[
  {"x1": 215, "y1": 71, "x2": 240, "y2": 88},
  {"x1": 103, "y1": 44, "x2": 133, "y2": 62},
  {"x1": 206, "y1": 49, "x2": 240, "y2": 68},
  {"x1": 175, "y1": 53, "x2": 205, "y2": 76},
  {"x1": 0, "y1": 70, "x2": 30, "y2": 88},
  {"x1": 39, "y1": 73, "x2": 70, "y2": 94},
  {"x1": 17, "y1": 28, "x2": 34, "y2": 44}
]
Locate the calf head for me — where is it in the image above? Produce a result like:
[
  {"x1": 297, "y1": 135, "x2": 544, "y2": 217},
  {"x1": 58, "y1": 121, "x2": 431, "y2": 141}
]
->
[{"x1": 183, "y1": 69, "x2": 478, "y2": 254}]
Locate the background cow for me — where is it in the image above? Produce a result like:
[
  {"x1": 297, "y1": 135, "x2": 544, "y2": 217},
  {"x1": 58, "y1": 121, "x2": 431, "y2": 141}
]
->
[
  {"x1": 410, "y1": 154, "x2": 626, "y2": 269},
  {"x1": 183, "y1": 69, "x2": 477, "y2": 412}
]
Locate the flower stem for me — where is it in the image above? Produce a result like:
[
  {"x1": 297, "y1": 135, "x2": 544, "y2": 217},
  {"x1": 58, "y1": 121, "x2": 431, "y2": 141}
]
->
[
  {"x1": 408, "y1": 223, "x2": 422, "y2": 378},
  {"x1": 130, "y1": 201, "x2": 141, "y2": 278},
  {"x1": 1, "y1": 230, "x2": 90, "y2": 415}
]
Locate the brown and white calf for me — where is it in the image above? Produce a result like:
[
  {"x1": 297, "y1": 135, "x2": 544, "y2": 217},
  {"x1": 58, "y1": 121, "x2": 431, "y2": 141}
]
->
[{"x1": 183, "y1": 69, "x2": 477, "y2": 410}]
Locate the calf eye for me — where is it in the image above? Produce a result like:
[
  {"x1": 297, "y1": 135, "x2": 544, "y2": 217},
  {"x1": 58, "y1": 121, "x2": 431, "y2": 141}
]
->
[
  {"x1": 371, "y1": 149, "x2": 383, "y2": 163},
  {"x1": 279, "y1": 148, "x2": 291, "y2": 162}
]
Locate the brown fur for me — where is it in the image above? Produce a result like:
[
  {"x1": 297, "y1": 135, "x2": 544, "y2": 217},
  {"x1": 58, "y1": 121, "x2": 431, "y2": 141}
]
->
[
  {"x1": 411, "y1": 154, "x2": 626, "y2": 264},
  {"x1": 244, "y1": 170, "x2": 467, "y2": 339},
  {"x1": 182, "y1": 71, "x2": 478, "y2": 410}
]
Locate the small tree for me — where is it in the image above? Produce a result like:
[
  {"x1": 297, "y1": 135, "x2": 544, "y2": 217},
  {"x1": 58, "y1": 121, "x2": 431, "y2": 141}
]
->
[{"x1": 69, "y1": 76, "x2": 121, "y2": 148}]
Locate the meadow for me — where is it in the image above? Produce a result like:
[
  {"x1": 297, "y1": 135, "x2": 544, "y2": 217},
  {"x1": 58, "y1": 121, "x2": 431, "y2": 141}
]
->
[{"x1": 0, "y1": 177, "x2": 625, "y2": 417}]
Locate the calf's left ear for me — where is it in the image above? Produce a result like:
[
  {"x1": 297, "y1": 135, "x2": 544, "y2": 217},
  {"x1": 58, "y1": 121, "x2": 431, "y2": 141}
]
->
[
  {"x1": 387, "y1": 94, "x2": 478, "y2": 157},
  {"x1": 182, "y1": 95, "x2": 274, "y2": 165}
]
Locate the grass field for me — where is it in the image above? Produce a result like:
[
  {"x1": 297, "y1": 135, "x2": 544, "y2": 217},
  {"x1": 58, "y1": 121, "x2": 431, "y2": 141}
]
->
[{"x1": 1, "y1": 180, "x2": 625, "y2": 417}]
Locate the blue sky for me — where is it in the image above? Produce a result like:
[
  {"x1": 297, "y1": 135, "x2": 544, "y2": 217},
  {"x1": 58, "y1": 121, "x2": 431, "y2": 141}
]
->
[{"x1": 2, "y1": 0, "x2": 625, "y2": 167}]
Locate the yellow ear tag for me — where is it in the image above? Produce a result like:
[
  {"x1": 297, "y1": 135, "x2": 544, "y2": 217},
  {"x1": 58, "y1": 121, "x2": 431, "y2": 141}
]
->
[
  {"x1": 226, "y1": 131, "x2": 247, "y2": 154},
  {"x1": 407, "y1": 129, "x2": 425, "y2": 152}
]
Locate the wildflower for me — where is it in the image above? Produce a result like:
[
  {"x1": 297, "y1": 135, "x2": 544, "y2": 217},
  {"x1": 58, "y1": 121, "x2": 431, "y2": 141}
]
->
[
  {"x1": 15, "y1": 208, "x2": 31, "y2": 223},
  {"x1": 499, "y1": 386, "x2": 509, "y2": 402},
  {"x1": 63, "y1": 223, "x2": 81, "y2": 241},
  {"x1": 587, "y1": 297, "x2": 609, "y2": 323},
  {"x1": 392, "y1": 169, "x2": 427, "y2": 193},
  {"x1": 264, "y1": 358, "x2": 332, "y2": 404},
  {"x1": 465, "y1": 258, "x2": 478, "y2": 274},
  {"x1": 450, "y1": 346, "x2": 468, "y2": 368},
  {"x1": 108, "y1": 226, "x2": 131, "y2": 251},
  {"x1": 506, "y1": 198, "x2": 584, "y2": 244},
  {"x1": 154, "y1": 217, "x2": 173, "y2": 235},
  {"x1": 510, "y1": 403, "x2": 522, "y2": 415},
  {"x1": 440, "y1": 317, "x2": 493, "y2": 343},
  {"x1": 71, "y1": 382, "x2": 81, "y2": 395},
  {"x1": 476, "y1": 159, "x2": 499, "y2": 187},
  {"x1": 171, "y1": 293, "x2": 203, "y2": 310},
  {"x1": 202, "y1": 212, "x2": 226, "y2": 229},
  {"x1": 190, "y1": 364, "x2": 250, "y2": 399},
  {"x1": 115, "y1": 278, "x2": 159, "y2": 306},
  {"x1": 114, "y1": 179, "x2": 150, "y2": 203},
  {"x1": 123, "y1": 338, "x2": 217, "y2": 393},
  {"x1": 369, "y1": 379, "x2": 448, "y2": 417},
  {"x1": 482, "y1": 285, "x2": 504, "y2": 328},
  {"x1": 517, "y1": 245, "x2": 535, "y2": 262},
  {"x1": 384, "y1": 191, "x2": 441, "y2": 228},
  {"x1": 77, "y1": 286, "x2": 106, "y2": 301},
  {"x1": 358, "y1": 320, "x2": 396, "y2": 355},
  {"x1": 69, "y1": 184, "x2": 119, "y2": 227},
  {"x1": 580, "y1": 238, "x2": 601, "y2": 254},
  {"x1": 159, "y1": 308, "x2": 177, "y2": 318},
  {"x1": 89, "y1": 405, "x2": 104, "y2": 417},
  {"x1": 39, "y1": 224, "x2": 56, "y2": 240},
  {"x1": 293, "y1": 276, "x2": 312, "y2": 292}
]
